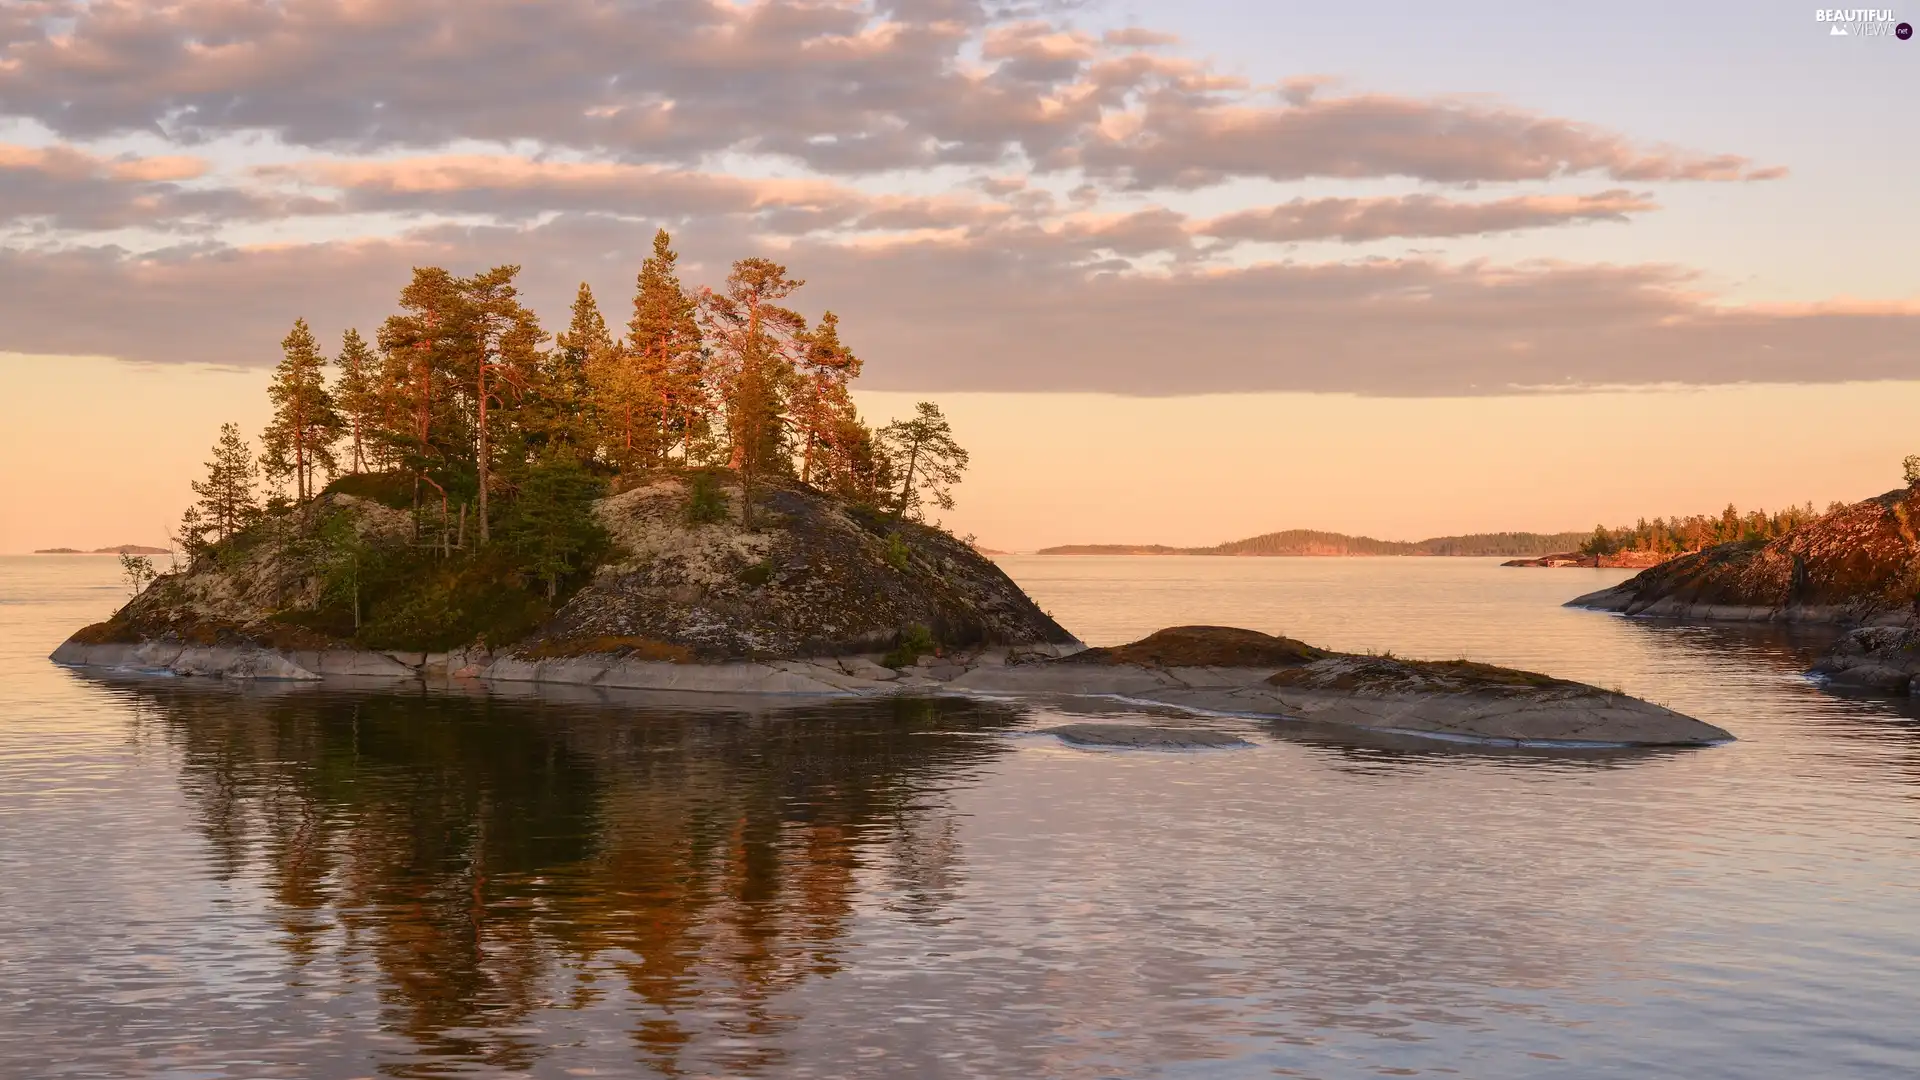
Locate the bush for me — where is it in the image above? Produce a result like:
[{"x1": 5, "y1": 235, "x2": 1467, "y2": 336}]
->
[
  {"x1": 686, "y1": 471, "x2": 729, "y2": 524},
  {"x1": 322, "y1": 470, "x2": 418, "y2": 510},
  {"x1": 882, "y1": 623, "x2": 936, "y2": 668},
  {"x1": 883, "y1": 532, "x2": 911, "y2": 571},
  {"x1": 499, "y1": 450, "x2": 610, "y2": 600}
]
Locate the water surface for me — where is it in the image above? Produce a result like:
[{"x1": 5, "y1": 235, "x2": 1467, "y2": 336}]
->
[{"x1": 4, "y1": 554, "x2": 1919, "y2": 1079}]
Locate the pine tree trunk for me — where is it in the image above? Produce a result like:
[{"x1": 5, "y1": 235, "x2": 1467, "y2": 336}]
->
[{"x1": 477, "y1": 361, "x2": 490, "y2": 545}]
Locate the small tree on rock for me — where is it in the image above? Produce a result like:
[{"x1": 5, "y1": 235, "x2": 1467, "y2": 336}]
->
[
  {"x1": 262, "y1": 318, "x2": 342, "y2": 501},
  {"x1": 179, "y1": 422, "x2": 261, "y2": 555},
  {"x1": 879, "y1": 401, "x2": 969, "y2": 522}
]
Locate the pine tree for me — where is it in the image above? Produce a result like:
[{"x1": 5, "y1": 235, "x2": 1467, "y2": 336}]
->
[
  {"x1": 625, "y1": 229, "x2": 705, "y2": 464},
  {"x1": 377, "y1": 266, "x2": 475, "y2": 539},
  {"x1": 261, "y1": 318, "x2": 342, "y2": 501},
  {"x1": 700, "y1": 258, "x2": 806, "y2": 527},
  {"x1": 793, "y1": 310, "x2": 862, "y2": 486},
  {"x1": 464, "y1": 264, "x2": 547, "y2": 544},
  {"x1": 878, "y1": 402, "x2": 969, "y2": 522},
  {"x1": 180, "y1": 422, "x2": 261, "y2": 554},
  {"x1": 334, "y1": 328, "x2": 379, "y2": 474},
  {"x1": 550, "y1": 282, "x2": 611, "y2": 456}
]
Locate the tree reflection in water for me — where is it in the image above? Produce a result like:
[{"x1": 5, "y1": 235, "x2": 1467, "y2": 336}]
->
[{"x1": 119, "y1": 680, "x2": 1022, "y2": 1077}]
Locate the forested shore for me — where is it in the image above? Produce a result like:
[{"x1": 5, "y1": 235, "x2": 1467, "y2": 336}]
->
[{"x1": 1035, "y1": 507, "x2": 1836, "y2": 559}]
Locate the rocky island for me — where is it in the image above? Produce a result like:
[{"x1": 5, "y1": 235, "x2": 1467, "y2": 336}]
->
[
  {"x1": 48, "y1": 244, "x2": 1729, "y2": 747},
  {"x1": 52, "y1": 478, "x2": 1730, "y2": 747},
  {"x1": 1566, "y1": 484, "x2": 1920, "y2": 693}
]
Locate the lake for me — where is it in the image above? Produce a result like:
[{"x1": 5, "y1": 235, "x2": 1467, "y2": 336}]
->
[{"x1": 4, "y1": 554, "x2": 1919, "y2": 1079}]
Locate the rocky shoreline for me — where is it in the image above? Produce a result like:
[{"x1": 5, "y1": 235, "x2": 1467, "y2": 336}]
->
[{"x1": 51, "y1": 626, "x2": 1734, "y2": 748}]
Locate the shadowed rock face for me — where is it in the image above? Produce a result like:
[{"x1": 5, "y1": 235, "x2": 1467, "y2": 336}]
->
[
  {"x1": 1568, "y1": 490, "x2": 1920, "y2": 625},
  {"x1": 1058, "y1": 625, "x2": 1326, "y2": 668}
]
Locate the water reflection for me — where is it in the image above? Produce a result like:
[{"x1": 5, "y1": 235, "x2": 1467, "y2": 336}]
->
[{"x1": 107, "y1": 677, "x2": 1020, "y2": 1077}]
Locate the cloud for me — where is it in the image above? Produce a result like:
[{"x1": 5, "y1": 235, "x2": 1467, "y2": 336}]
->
[
  {"x1": 0, "y1": 221, "x2": 1908, "y2": 396},
  {"x1": 0, "y1": 0, "x2": 1780, "y2": 187},
  {"x1": 0, "y1": 142, "x2": 327, "y2": 231},
  {"x1": 1197, "y1": 190, "x2": 1656, "y2": 244}
]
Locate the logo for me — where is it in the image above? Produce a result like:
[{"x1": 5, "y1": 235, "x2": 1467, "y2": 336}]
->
[{"x1": 1816, "y1": 7, "x2": 1905, "y2": 36}]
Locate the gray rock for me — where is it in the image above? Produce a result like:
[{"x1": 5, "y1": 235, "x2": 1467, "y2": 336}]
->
[{"x1": 1041, "y1": 723, "x2": 1254, "y2": 749}]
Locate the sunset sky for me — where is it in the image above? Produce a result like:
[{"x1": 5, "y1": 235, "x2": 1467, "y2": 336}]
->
[{"x1": 3, "y1": 0, "x2": 1916, "y2": 552}]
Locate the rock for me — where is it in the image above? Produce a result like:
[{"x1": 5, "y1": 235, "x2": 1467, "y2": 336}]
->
[
  {"x1": 1809, "y1": 625, "x2": 1920, "y2": 693},
  {"x1": 1039, "y1": 723, "x2": 1253, "y2": 749},
  {"x1": 836, "y1": 656, "x2": 899, "y2": 681},
  {"x1": 526, "y1": 478, "x2": 1075, "y2": 660},
  {"x1": 968, "y1": 643, "x2": 1732, "y2": 747},
  {"x1": 1567, "y1": 489, "x2": 1920, "y2": 625},
  {"x1": 1057, "y1": 625, "x2": 1325, "y2": 668},
  {"x1": 52, "y1": 641, "x2": 320, "y2": 680}
]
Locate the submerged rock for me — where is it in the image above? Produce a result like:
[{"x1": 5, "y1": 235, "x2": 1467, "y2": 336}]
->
[
  {"x1": 1567, "y1": 489, "x2": 1920, "y2": 625},
  {"x1": 1039, "y1": 723, "x2": 1254, "y2": 749}
]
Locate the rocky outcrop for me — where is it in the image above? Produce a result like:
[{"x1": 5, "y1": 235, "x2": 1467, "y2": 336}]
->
[
  {"x1": 1504, "y1": 551, "x2": 1667, "y2": 568},
  {"x1": 1567, "y1": 489, "x2": 1920, "y2": 624},
  {"x1": 525, "y1": 478, "x2": 1072, "y2": 659},
  {"x1": 1808, "y1": 626, "x2": 1920, "y2": 693},
  {"x1": 957, "y1": 633, "x2": 1730, "y2": 747},
  {"x1": 52, "y1": 478, "x2": 1072, "y2": 672},
  {"x1": 52, "y1": 623, "x2": 1729, "y2": 747}
]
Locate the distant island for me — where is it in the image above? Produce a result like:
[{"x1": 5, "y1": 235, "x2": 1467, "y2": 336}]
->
[
  {"x1": 34, "y1": 545, "x2": 170, "y2": 555},
  {"x1": 1037, "y1": 530, "x2": 1592, "y2": 558},
  {"x1": 1038, "y1": 503, "x2": 1834, "y2": 562}
]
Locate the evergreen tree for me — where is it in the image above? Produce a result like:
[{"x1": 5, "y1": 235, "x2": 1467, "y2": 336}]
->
[
  {"x1": 793, "y1": 310, "x2": 862, "y2": 486},
  {"x1": 376, "y1": 266, "x2": 473, "y2": 486},
  {"x1": 261, "y1": 318, "x2": 341, "y2": 501},
  {"x1": 500, "y1": 447, "x2": 608, "y2": 599},
  {"x1": 333, "y1": 328, "x2": 380, "y2": 474},
  {"x1": 624, "y1": 229, "x2": 705, "y2": 464},
  {"x1": 179, "y1": 422, "x2": 261, "y2": 554},
  {"x1": 550, "y1": 282, "x2": 611, "y2": 455},
  {"x1": 878, "y1": 402, "x2": 969, "y2": 522},
  {"x1": 464, "y1": 264, "x2": 547, "y2": 544},
  {"x1": 700, "y1": 257, "x2": 807, "y2": 527}
]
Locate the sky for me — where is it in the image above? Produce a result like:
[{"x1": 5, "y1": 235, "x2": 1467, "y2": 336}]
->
[{"x1": 1, "y1": 0, "x2": 1916, "y2": 552}]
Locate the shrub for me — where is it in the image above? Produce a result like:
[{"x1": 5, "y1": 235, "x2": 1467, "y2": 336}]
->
[
  {"x1": 882, "y1": 623, "x2": 936, "y2": 668},
  {"x1": 686, "y1": 471, "x2": 729, "y2": 524},
  {"x1": 883, "y1": 533, "x2": 911, "y2": 572},
  {"x1": 322, "y1": 470, "x2": 417, "y2": 511}
]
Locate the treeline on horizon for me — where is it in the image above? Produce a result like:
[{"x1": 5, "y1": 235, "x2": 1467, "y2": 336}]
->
[{"x1": 1038, "y1": 503, "x2": 1848, "y2": 558}]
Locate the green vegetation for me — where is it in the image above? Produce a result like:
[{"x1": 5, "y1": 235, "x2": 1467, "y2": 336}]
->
[
  {"x1": 883, "y1": 533, "x2": 912, "y2": 571},
  {"x1": 1577, "y1": 503, "x2": 1827, "y2": 558},
  {"x1": 684, "y1": 470, "x2": 728, "y2": 524},
  {"x1": 882, "y1": 623, "x2": 936, "y2": 668}
]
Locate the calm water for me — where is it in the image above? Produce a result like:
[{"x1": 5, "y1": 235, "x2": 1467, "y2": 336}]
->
[{"x1": 5, "y1": 554, "x2": 1920, "y2": 1079}]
